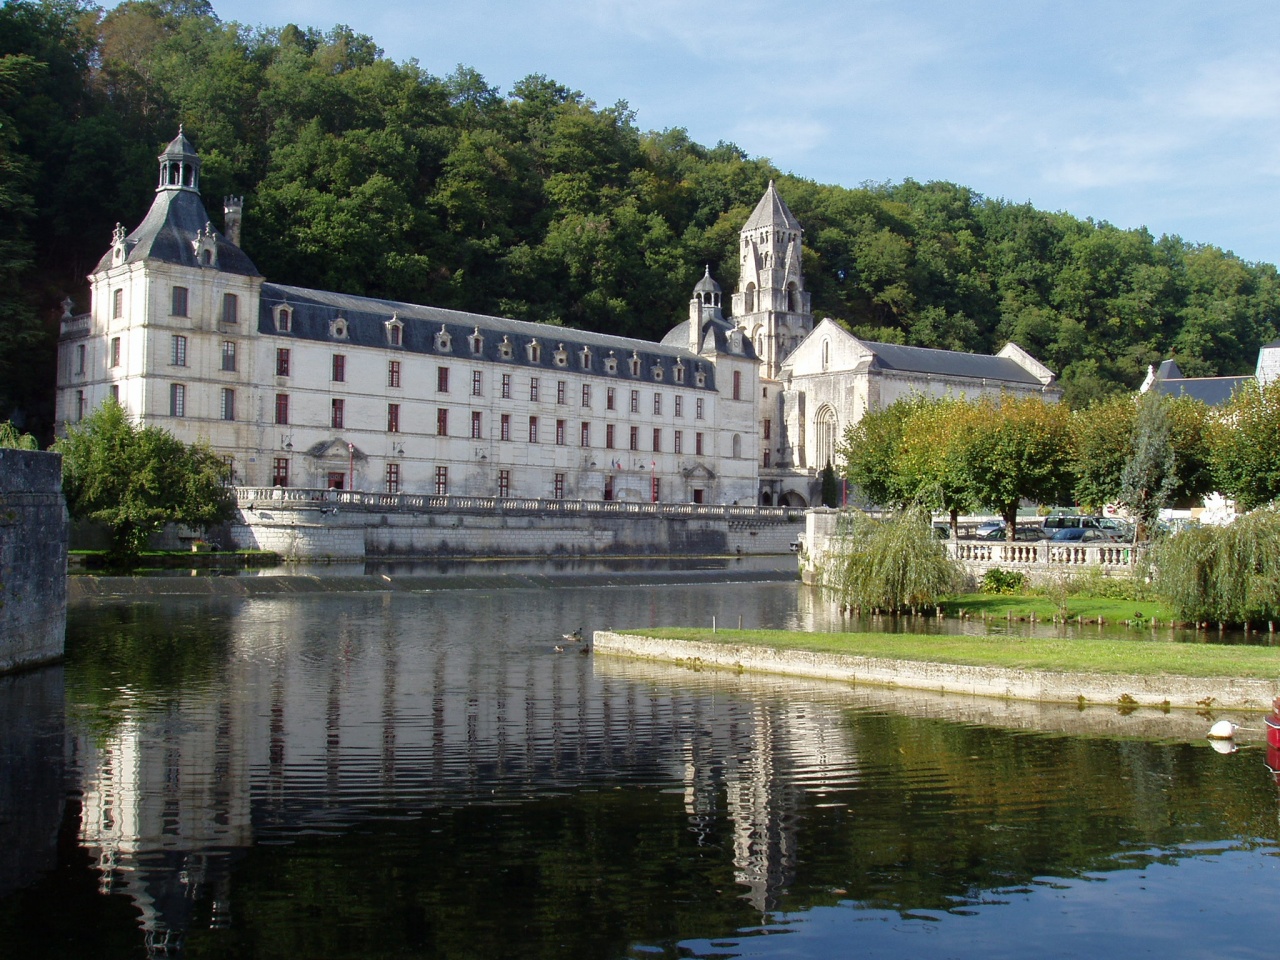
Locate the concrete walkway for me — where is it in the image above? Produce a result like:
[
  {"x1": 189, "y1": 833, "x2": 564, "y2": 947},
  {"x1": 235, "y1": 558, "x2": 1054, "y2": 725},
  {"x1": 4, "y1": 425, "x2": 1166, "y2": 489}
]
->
[{"x1": 593, "y1": 631, "x2": 1280, "y2": 711}]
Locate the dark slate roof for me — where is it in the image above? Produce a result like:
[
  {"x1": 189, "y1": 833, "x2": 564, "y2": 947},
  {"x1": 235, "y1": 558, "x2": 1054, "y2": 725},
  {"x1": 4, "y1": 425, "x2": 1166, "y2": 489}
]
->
[
  {"x1": 260, "y1": 283, "x2": 719, "y2": 389},
  {"x1": 862, "y1": 340, "x2": 1043, "y2": 384},
  {"x1": 93, "y1": 187, "x2": 260, "y2": 277},
  {"x1": 1150, "y1": 376, "x2": 1250, "y2": 406},
  {"x1": 1155, "y1": 358, "x2": 1184, "y2": 380},
  {"x1": 659, "y1": 316, "x2": 758, "y2": 359},
  {"x1": 742, "y1": 181, "x2": 802, "y2": 233}
]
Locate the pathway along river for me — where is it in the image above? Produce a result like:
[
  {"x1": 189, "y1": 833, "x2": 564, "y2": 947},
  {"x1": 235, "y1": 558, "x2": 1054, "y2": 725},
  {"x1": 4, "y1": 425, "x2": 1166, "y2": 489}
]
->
[{"x1": 3, "y1": 559, "x2": 1279, "y2": 959}]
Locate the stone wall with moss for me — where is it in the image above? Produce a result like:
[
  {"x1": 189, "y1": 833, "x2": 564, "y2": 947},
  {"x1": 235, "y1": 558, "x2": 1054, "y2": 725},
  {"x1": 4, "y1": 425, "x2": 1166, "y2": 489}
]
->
[{"x1": 0, "y1": 450, "x2": 67, "y2": 672}]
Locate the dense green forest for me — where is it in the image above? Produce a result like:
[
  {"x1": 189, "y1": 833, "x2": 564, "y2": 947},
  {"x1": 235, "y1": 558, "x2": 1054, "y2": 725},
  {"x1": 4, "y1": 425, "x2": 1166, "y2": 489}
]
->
[{"x1": 4, "y1": 0, "x2": 1279, "y2": 439}]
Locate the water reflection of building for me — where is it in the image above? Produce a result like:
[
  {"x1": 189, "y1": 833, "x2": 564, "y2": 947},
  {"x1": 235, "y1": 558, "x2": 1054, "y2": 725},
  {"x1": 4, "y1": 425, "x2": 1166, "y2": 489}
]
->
[{"x1": 70, "y1": 596, "x2": 860, "y2": 949}]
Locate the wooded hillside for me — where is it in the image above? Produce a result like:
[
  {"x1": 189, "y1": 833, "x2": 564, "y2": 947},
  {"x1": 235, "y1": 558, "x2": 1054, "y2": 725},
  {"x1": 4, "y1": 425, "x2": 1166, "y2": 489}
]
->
[{"x1": 4, "y1": 0, "x2": 1278, "y2": 437}]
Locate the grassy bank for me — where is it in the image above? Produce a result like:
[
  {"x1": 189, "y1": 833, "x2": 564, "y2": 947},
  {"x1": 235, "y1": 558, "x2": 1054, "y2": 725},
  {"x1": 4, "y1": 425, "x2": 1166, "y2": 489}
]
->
[
  {"x1": 633, "y1": 628, "x2": 1280, "y2": 679},
  {"x1": 942, "y1": 594, "x2": 1176, "y2": 625}
]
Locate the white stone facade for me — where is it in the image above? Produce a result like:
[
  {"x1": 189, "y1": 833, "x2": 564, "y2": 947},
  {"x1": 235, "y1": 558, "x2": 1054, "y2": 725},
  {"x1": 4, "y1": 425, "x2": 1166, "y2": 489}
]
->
[{"x1": 57, "y1": 134, "x2": 761, "y2": 506}]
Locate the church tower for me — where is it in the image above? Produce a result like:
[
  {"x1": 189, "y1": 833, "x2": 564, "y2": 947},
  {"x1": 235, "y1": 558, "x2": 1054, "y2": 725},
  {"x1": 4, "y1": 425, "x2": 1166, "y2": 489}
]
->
[{"x1": 730, "y1": 182, "x2": 812, "y2": 380}]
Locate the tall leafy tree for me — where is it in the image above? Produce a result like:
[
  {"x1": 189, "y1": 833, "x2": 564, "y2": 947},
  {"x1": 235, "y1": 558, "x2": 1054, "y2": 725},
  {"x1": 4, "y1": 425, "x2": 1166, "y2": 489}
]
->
[
  {"x1": 1119, "y1": 391, "x2": 1178, "y2": 541},
  {"x1": 1208, "y1": 379, "x2": 1280, "y2": 510}
]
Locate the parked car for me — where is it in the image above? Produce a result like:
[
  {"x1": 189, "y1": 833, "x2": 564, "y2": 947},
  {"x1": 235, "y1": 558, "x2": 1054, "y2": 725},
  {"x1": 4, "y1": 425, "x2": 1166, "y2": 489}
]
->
[
  {"x1": 1047, "y1": 527, "x2": 1118, "y2": 543},
  {"x1": 979, "y1": 525, "x2": 1045, "y2": 542},
  {"x1": 1042, "y1": 515, "x2": 1103, "y2": 532}
]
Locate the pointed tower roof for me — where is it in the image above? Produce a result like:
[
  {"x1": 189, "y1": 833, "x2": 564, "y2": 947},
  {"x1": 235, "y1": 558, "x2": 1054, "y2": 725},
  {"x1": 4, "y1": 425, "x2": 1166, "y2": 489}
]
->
[
  {"x1": 693, "y1": 265, "x2": 721, "y2": 296},
  {"x1": 742, "y1": 180, "x2": 802, "y2": 233}
]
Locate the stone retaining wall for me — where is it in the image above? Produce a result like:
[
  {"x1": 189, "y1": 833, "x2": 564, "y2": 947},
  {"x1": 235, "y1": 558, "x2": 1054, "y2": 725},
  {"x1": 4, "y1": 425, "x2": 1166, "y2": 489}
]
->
[
  {"x1": 0, "y1": 450, "x2": 67, "y2": 672},
  {"x1": 592, "y1": 631, "x2": 1280, "y2": 710}
]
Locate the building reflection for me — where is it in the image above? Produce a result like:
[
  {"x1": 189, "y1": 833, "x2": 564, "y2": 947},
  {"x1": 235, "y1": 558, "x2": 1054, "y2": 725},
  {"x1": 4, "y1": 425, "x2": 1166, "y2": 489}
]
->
[{"x1": 69, "y1": 597, "x2": 861, "y2": 953}]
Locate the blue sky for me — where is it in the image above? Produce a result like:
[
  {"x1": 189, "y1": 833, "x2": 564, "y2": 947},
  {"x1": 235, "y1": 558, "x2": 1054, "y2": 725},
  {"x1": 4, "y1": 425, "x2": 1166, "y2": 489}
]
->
[{"x1": 131, "y1": 0, "x2": 1280, "y2": 266}]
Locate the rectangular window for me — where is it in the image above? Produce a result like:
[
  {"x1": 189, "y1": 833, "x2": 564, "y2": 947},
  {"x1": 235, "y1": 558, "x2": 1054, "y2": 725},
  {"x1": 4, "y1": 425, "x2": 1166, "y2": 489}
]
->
[
  {"x1": 435, "y1": 466, "x2": 448, "y2": 495},
  {"x1": 471, "y1": 410, "x2": 482, "y2": 439},
  {"x1": 651, "y1": 476, "x2": 660, "y2": 503},
  {"x1": 501, "y1": 374, "x2": 511, "y2": 399},
  {"x1": 675, "y1": 396, "x2": 683, "y2": 417},
  {"x1": 528, "y1": 416, "x2": 538, "y2": 443},
  {"x1": 530, "y1": 377, "x2": 540, "y2": 402},
  {"x1": 498, "y1": 469, "x2": 511, "y2": 498},
  {"x1": 554, "y1": 473, "x2": 565, "y2": 500},
  {"x1": 606, "y1": 387, "x2": 616, "y2": 410},
  {"x1": 388, "y1": 360, "x2": 401, "y2": 388},
  {"x1": 695, "y1": 432, "x2": 704, "y2": 456},
  {"x1": 222, "y1": 340, "x2": 237, "y2": 372},
  {"x1": 387, "y1": 403, "x2": 400, "y2": 433},
  {"x1": 696, "y1": 398, "x2": 705, "y2": 420},
  {"x1": 170, "y1": 383, "x2": 185, "y2": 417},
  {"x1": 110, "y1": 337, "x2": 121, "y2": 368},
  {"x1": 763, "y1": 450, "x2": 771, "y2": 467},
  {"x1": 500, "y1": 413, "x2": 510, "y2": 441},
  {"x1": 652, "y1": 428, "x2": 661, "y2": 452},
  {"x1": 389, "y1": 324, "x2": 401, "y2": 346},
  {"x1": 629, "y1": 426, "x2": 639, "y2": 450},
  {"x1": 171, "y1": 286, "x2": 188, "y2": 317},
  {"x1": 275, "y1": 393, "x2": 289, "y2": 425},
  {"x1": 653, "y1": 393, "x2": 662, "y2": 415},
  {"x1": 76, "y1": 343, "x2": 85, "y2": 375},
  {"x1": 112, "y1": 288, "x2": 123, "y2": 319},
  {"x1": 75, "y1": 389, "x2": 86, "y2": 421},
  {"x1": 606, "y1": 424, "x2": 615, "y2": 449},
  {"x1": 386, "y1": 463, "x2": 400, "y2": 494},
  {"x1": 332, "y1": 354, "x2": 345, "y2": 382},
  {"x1": 733, "y1": 370, "x2": 742, "y2": 400},
  {"x1": 437, "y1": 366, "x2": 449, "y2": 392},
  {"x1": 555, "y1": 419, "x2": 566, "y2": 445},
  {"x1": 272, "y1": 457, "x2": 289, "y2": 487},
  {"x1": 221, "y1": 387, "x2": 235, "y2": 421},
  {"x1": 472, "y1": 369, "x2": 483, "y2": 396},
  {"x1": 674, "y1": 431, "x2": 683, "y2": 454},
  {"x1": 630, "y1": 389, "x2": 639, "y2": 413},
  {"x1": 437, "y1": 408, "x2": 448, "y2": 436},
  {"x1": 580, "y1": 421, "x2": 590, "y2": 446},
  {"x1": 763, "y1": 418, "x2": 772, "y2": 440},
  {"x1": 557, "y1": 380, "x2": 566, "y2": 404},
  {"x1": 582, "y1": 384, "x2": 591, "y2": 408},
  {"x1": 172, "y1": 335, "x2": 187, "y2": 367},
  {"x1": 331, "y1": 398, "x2": 344, "y2": 429},
  {"x1": 110, "y1": 384, "x2": 119, "y2": 403},
  {"x1": 276, "y1": 348, "x2": 290, "y2": 377},
  {"x1": 222, "y1": 292, "x2": 238, "y2": 324}
]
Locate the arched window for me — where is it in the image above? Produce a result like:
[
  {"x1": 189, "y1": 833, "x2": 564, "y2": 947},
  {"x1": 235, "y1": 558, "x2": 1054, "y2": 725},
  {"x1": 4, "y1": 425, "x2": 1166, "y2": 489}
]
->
[
  {"x1": 821, "y1": 339, "x2": 830, "y2": 371},
  {"x1": 732, "y1": 434, "x2": 742, "y2": 458},
  {"x1": 815, "y1": 406, "x2": 838, "y2": 471},
  {"x1": 786, "y1": 282, "x2": 798, "y2": 312},
  {"x1": 744, "y1": 283, "x2": 756, "y2": 313}
]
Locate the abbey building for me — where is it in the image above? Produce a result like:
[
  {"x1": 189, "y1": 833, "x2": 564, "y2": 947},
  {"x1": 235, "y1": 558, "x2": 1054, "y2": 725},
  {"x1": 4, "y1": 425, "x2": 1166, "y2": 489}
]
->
[{"x1": 56, "y1": 133, "x2": 1059, "y2": 507}]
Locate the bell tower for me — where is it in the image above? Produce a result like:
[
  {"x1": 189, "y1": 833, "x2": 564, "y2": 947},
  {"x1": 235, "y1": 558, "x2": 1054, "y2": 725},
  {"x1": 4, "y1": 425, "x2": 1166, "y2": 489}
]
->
[{"x1": 731, "y1": 181, "x2": 812, "y2": 380}]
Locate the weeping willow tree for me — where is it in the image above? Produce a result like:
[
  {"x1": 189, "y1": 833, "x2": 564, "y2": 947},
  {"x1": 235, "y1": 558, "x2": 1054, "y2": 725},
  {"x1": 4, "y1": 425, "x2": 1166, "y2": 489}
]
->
[
  {"x1": 823, "y1": 506, "x2": 961, "y2": 614},
  {"x1": 1151, "y1": 508, "x2": 1280, "y2": 625}
]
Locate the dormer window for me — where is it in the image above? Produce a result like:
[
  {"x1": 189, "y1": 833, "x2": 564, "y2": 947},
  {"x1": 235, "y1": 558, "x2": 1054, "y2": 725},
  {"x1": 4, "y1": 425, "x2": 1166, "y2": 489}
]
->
[
  {"x1": 192, "y1": 222, "x2": 218, "y2": 268},
  {"x1": 674, "y1": 362, "x2": 685, "y2": 384},
  {"x1": 470, "y1": 329, "x2": 484, "y2": 355},
  {"x1": 435, "y1": 326, "x2": 452, "y2": 352},
  {"x1": 499, "y1": 336, "x2": 514, "y2": 360},
  {"x1": 274, "y1": 305, "x2": 292, "y2": 333},
  {"x1": 652, "y1": 365, "x2": 664, "y2": 382},
  {"x1": 579, "y1": 346, "x2": 592, "y2": 370},
  {"x1": 385, "y1": 314, "x2": 404, "y2": 346},
  {"x1": 695, "y1": 366, "x2": 706, "y2": 388},
  {"x1": 629, "y1": 353, "x2": 641, "y2": 377},
  {"x1": 604, "y1": 352, "x2": 618, "y2": 374},
  {"x1": 553, "y1": 344, "x2": 569, "y2": 367},
  {"x1": 330, "y1": 317, "x2": 348, "y2": 339},
  {"x1": 527, "y1": 340, "x2": 542, "y2": 363}
]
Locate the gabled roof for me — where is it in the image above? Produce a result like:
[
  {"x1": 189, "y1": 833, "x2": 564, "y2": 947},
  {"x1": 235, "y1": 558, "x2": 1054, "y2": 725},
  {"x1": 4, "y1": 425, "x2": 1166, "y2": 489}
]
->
[
  {"x1": 1149, "y1": 376, "x2": 1250, "y2": 406},
  {"x1": 742, "y1": 180, "x2": 802, "y2": 233},
  {"x1": 857, "y1": 339, "x2": 1044, "y2": 385}
]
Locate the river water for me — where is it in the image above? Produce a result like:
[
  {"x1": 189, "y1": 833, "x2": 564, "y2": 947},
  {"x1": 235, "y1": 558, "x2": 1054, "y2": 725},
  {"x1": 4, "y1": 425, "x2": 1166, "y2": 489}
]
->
[{"x1": 2, "y1": 562, "x2": 1279, "y2": 958}]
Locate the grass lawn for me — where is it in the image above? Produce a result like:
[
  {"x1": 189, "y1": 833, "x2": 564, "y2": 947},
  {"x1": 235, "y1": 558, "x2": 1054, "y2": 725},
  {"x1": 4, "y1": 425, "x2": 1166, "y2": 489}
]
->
[
  {"x1": 630, "y1": 628, "x2": 1280, "y2": 679},
  {"x1": 942, "y1": 594, "x2": 1176, "y2": 624}
]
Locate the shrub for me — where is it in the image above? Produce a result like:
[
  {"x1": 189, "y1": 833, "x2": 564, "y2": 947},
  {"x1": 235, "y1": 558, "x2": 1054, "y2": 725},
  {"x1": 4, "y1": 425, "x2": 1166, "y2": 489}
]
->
[{"x1": 980, "y1": 569, "x2": 1027, "y2": 594}]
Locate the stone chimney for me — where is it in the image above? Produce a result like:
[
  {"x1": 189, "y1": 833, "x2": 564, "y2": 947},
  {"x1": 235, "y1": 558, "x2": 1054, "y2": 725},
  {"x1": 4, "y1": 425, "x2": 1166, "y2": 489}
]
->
[{"x1": 223, "y1": 196, "x2": 243, "y2": 246}]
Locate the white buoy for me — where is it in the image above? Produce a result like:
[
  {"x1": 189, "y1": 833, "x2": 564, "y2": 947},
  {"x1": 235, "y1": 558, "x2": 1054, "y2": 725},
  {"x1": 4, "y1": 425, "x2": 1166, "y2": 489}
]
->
[{"x1": 1207, "y1": 720, "x2": 1239, "y2": 740}]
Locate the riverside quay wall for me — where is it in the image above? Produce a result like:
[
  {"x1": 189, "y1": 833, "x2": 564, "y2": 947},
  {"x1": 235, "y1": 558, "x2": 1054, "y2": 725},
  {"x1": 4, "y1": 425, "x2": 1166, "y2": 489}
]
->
[
  {"x1": 0, "y1": 450, "x2": 67, "y2": 672},
  {"x1": 231, "y1": 488, "x2": 804, "y2": 560}
]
